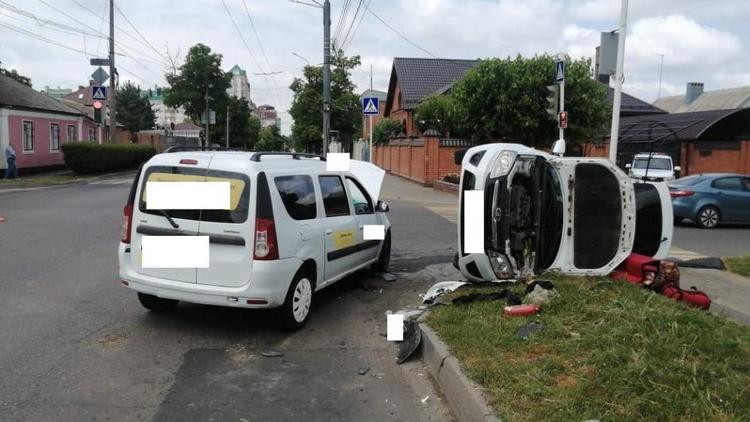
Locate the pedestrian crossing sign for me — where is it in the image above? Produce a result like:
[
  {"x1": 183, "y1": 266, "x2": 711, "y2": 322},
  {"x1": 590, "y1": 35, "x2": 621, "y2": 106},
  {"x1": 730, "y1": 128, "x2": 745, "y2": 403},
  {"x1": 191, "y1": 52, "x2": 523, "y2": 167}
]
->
[
  {"x1": 92, "y1": 86, "x2": 107, "y2": 100},
  {"x1": 362, "y1": 97, "x2": 379, "y2": 115}
]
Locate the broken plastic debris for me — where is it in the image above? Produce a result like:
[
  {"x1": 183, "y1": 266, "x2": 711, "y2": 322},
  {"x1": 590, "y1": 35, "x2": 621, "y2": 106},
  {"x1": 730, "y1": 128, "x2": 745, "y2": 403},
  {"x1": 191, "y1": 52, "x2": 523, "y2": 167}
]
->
[
  {"x1": 358, "y1": 364, "x2": 370, "y2": 375},
  {"x1": 421, "y1": 281, "x2": 468, "y2": 304},
  {"x1": 382, "y1": 273, "x2": 397, "y2": 282},
  {"x1": 421, "y1": 396, "x2": 430, "y2": 403},
  {"x1": 397, "y1": 320, "x2": 422, "y2": 364},
  {"x1": 524, "y1": 284, "x2": 559, "y2": 307},
  {"x1": 261, "y1": 350, "x2": 283, "y2": 357}
]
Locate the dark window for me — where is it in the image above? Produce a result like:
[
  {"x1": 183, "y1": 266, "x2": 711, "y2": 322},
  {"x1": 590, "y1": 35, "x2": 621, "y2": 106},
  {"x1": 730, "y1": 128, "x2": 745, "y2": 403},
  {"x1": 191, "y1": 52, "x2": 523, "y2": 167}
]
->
[
  {"x1": 50, "y1": 123, "x2": 60, "y2": 150},
  {"x1": 22, "y1": 121, "x2": 33, "y2": 151},
  {"x1": 346, "y1": 178, "x2": 373, "y2": 215},
  {"x1": 632, "y1": 183, "x2": 663, "y2": 257},
  {"x1": 712, "y1": 177, "x2": 743, "y2": 192},
  {"x1": 138, "y1": 166, "x2": 250, "y2": 224},
  {"x1": 319, "y1": 175, "x2": 350, "y2": 217},
  {"x1": 573, "y1": 163, "x2": 621, "y2": 269},
  {"x1": 744, "y1": 178, "x2": 750, "y2": 191},
  {"x1": 275, "y1": 175, "x2": 317, "y2": 220}
]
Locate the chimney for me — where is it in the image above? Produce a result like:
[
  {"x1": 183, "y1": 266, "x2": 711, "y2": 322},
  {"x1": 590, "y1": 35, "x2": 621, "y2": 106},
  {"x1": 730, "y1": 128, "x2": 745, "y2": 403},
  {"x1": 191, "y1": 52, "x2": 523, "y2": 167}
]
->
[{"x1": 686, "y1": 82, "x2": 704, "y2": 104}]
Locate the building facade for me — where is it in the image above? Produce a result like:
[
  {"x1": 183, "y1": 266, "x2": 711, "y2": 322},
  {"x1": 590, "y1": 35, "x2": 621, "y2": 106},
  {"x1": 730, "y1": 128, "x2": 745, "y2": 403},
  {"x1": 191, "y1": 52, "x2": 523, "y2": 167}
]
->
[
  {"x1": 228, "y1": 65, "x2": 252, "y2": 102},
  {"x1": 256, "y1": 104, "x2": 280, "y2": 128}
]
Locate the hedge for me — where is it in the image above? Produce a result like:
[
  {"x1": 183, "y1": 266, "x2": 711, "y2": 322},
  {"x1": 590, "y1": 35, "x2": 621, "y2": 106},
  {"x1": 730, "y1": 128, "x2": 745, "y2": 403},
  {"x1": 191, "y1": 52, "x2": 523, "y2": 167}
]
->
[{"x1": 62, "y1": 142, "x2": 156, "y2": 174}]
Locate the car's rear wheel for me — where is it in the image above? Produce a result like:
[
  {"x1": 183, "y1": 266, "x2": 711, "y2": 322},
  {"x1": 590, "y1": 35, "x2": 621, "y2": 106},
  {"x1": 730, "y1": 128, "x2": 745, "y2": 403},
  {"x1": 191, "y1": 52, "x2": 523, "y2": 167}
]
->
[
  {"x1": 371, "y1": 231, "x2": 391, "y2": 272},
  {"x1": 137, "y1": 292, "x2": 178, "y2": 312},
  {"x1": 277, "y1": 271, "x2": 314, "y2": 331},
  {"x1": 696, "y1": 206, "x2": 720, "y2": 229}
]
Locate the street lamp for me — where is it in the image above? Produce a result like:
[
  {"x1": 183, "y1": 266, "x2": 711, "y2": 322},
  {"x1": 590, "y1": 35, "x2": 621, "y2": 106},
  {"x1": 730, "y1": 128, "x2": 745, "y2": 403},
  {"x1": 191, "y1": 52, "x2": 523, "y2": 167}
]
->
[{"x1": 292, "y1": 52, "x2": 311, "y2": 65}]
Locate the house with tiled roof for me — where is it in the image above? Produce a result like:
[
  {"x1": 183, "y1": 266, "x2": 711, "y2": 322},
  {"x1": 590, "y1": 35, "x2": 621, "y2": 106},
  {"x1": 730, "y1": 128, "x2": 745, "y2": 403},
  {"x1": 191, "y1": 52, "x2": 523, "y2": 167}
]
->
[{"x1": 0, "y1": 73, "x2": 89, "y2": 174}]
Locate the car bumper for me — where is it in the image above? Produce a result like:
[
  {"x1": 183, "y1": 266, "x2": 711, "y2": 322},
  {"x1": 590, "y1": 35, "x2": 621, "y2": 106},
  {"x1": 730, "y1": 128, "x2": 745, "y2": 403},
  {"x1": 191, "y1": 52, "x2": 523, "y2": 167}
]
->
[
  {"x1": 671, "y1": 199, "x2": 696, "y2": 219},
  {"x1": 118, "y1": 243, "x2": 300, "y2": 308}
]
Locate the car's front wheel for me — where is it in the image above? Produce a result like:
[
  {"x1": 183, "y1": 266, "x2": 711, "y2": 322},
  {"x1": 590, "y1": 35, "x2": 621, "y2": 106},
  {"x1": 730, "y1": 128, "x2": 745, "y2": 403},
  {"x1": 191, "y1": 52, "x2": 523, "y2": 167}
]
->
[
  {"x1": 696, "y1": 206, "x2": 720, "y2": 229},
  {"x1": 371, "y1": 231, "x2": 391, "y2": 272},
  {"x1": 137, "y1": 292, "x2": 178, "y2": 312},
  {"x1": 277, "y1": 271, "x2": 314, "y2": 331}
]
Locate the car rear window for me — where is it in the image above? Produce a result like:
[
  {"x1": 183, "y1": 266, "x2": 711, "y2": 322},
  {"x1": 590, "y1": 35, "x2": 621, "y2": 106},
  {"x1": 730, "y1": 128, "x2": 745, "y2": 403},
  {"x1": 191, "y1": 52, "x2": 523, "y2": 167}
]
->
[
  {"x1": 138, "y1": 166, "x2": 250, "y2": 223},
  {"x1": 712, "y1": 177, "x2": 744, "y2": 191},
  {"x1": 275, "y1": 175, "x2": 317, "y2": 220},
  {"x1": 318, "y1": 175, "x2": 350, "y2": 217},
  {"x1": 672, "y1": 175, "x2": 704, "y2": 186}
]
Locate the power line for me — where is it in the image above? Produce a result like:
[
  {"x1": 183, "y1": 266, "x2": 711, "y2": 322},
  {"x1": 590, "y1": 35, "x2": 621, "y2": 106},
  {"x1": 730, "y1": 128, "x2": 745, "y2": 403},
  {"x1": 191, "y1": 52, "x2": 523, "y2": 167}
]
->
[
  {"x1": 339, "y1": 0, "x2": 363, "y2": 49},
  {"x1": 113, "y1": 3, "x2": 170, "y2": 63},
  {"x1": 241, "y1": 0, "x2": 283, "y2": 107},
  {"x1": 342, "y1": 0, "x2": 369, "y2": 50},
  {"x1": 0, "y1": 2, "x2": 106, "y2": 39},
  {"x1": 364, "y1": 3, "x2": 437, "y2": 58},
  {"x1": 0, "y1": 21, "x2": 89, "y2": 55},
  {"x1": 220, "y1": 0, "x2": 264, "y2": 73}
]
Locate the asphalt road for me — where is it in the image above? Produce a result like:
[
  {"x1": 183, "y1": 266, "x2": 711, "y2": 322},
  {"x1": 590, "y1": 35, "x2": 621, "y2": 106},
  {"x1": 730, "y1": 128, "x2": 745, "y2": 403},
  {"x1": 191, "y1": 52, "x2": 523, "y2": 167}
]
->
[{"x1": 0, "y1": 176, "x2": 460, "y2": 422}]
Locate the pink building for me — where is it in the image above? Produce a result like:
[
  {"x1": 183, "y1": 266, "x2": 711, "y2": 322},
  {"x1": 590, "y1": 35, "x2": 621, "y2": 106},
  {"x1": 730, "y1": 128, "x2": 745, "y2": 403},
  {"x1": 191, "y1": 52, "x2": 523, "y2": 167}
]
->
[{"x1": 1, "y1": 74, "x2": 91, "y2": 173}]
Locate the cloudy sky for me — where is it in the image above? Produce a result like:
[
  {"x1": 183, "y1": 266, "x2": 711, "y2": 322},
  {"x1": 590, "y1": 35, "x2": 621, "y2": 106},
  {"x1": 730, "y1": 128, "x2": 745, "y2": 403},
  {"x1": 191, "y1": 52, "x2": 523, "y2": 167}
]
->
[{"x1": 2, "y1": 0, "x2": 750, "y2": 133}]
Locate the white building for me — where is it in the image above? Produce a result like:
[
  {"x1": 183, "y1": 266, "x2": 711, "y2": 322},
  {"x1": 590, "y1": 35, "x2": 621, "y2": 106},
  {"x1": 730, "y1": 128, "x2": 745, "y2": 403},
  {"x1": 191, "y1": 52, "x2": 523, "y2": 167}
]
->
[
  {"x1": 143, "y1": 87, "x2": 187, "y2": 128},
  {"x1": 228, "y1": 65, "x2": 252, "y2": 102}
]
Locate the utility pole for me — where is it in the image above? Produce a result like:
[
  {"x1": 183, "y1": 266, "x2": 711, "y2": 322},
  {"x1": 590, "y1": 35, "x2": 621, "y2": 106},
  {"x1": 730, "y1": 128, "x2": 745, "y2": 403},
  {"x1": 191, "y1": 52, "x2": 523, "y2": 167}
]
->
[
  {"x1": 559, "y1": 66, "x2": 565, "y2": 143},
  {"x1": 204, "y1": 85, "x2": 210, "y2": 147},
  {"x1": 108, "y1": 0, "x2": 116, "y2": 144},
  {"x1": 322, "y1": 0, "x2": 331, "y2": 156},
  {"x1": 226, "y1": 105, "x2": 230, "y2": 148},
  {"x1": 608, "y1": 0, "x2": 629, "y2": 164},
  {"x1": 657, "y1": 53, "x2": 665, "y2": 99},
  {"x1": 369, "y1": 64, "x2": 373, "y2": 162}
]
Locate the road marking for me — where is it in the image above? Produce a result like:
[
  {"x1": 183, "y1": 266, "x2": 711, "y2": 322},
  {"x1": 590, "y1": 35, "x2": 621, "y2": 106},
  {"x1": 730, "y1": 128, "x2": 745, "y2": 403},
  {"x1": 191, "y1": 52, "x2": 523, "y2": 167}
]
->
[
  {"x1": 668, "y1": 246, "x2": 707, "y2": 261},
  {"x1": 89, "y1": 179, "x2": 132, "y2": 185}
]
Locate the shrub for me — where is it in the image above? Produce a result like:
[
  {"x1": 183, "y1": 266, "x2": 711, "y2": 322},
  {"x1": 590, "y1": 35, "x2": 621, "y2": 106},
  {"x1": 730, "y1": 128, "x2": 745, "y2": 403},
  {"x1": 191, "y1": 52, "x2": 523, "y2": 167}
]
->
[
  {"x1": 62, "y1": 142, "x2": 156, "y2": 174},
  {"x1": 442, "y1": 172, "x2": 460, "y2": 184}
]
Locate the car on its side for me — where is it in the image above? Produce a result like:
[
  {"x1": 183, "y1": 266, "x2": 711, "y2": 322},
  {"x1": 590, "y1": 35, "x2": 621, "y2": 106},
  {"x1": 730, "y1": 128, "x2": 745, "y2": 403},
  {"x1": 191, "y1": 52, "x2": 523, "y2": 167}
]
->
[
  {"x1": 626, "y1": 152, "x2": 681, "y2": 181},
  {"x1": 669, "y1": 173, "x2": 750, "y2": 228},
  {"x1": 455, "y1": 143, "x2": 673, "y2": 282},
  {"x1": 118, "y1": 151, "x2": 391, "y2": 330}
]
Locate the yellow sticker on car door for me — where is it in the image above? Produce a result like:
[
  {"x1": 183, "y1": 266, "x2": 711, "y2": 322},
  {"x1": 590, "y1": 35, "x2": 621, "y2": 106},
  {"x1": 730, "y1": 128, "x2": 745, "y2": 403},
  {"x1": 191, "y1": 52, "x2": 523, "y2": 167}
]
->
[{"x1": 332, "y1": 230, "x2": 355, "y2": 250}]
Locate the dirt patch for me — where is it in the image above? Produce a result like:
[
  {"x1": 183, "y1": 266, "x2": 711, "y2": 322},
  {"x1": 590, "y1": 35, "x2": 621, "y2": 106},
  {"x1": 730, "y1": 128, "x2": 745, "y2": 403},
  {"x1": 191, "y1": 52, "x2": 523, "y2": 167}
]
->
[
  {"x1": 96, "y1": 333, "x2": 129, "y2": 348},
  {"x1": 555, "y1": 373, "x2": 578, "y2": 388}
]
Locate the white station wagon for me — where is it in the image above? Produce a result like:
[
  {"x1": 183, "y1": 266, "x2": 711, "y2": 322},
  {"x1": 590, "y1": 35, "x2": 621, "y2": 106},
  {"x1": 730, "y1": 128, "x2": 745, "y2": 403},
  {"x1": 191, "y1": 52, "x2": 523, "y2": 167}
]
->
[{"x1": 118, "y1": 151, "x2": 391, "y2": 330}]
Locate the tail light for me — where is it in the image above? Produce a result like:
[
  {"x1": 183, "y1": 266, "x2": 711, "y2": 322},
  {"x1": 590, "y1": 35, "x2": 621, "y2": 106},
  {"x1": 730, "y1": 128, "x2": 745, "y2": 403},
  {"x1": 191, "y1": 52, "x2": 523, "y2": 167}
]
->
[
  {"x1": 253, "y1": 217, "x2": 278, "y2": 260},
  {"x1": 670, "y1": 190, "x2": 694, "y2": 198},
  {"x1": 121, "y1": 203, "x2": 134, "y2": 243}
]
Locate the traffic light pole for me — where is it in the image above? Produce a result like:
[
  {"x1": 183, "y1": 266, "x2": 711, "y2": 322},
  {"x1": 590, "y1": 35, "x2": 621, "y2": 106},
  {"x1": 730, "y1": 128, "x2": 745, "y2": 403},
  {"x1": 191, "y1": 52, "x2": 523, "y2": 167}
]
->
[
  {"x1": 108, "y1": 0, "x2": 116, "y2": 144},
  {"x1": 322, "y1": 0, "x2": 331, "y2": 156},
  {"x1": 559, "y1": 79, "x2": 565, "y2": 142}
]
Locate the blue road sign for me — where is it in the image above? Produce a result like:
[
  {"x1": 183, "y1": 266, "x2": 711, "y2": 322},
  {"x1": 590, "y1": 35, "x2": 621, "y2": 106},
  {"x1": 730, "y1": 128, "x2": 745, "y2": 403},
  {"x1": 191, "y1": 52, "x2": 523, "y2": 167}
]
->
[
  {"x1": 362, "y1": 97, "x2": 379, "y2": 115},
  {"x1": 555, "y1": 60, "x2": 565, "y2": 83},
  {"x1": 92, "y1": 86, "x2": 107, "y2": 101}
]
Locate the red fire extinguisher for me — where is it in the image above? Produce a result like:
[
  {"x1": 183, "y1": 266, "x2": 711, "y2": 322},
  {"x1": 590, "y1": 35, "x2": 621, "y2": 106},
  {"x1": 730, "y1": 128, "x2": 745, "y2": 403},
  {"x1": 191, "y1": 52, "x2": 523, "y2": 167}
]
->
[{"x1": 503, "y1": 304, "x2": 539, "y2": 316}]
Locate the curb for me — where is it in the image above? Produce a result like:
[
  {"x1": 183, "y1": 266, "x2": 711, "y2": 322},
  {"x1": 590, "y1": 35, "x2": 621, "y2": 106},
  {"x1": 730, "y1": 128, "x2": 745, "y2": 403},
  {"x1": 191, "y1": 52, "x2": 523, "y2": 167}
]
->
[{"x1": 420, "y1": 324, "x2": 500, "y2": 422}]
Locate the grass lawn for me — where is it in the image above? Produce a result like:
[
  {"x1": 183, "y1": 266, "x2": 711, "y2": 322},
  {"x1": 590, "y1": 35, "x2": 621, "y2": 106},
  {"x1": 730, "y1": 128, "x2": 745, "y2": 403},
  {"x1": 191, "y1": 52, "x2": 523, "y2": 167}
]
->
[
  {"x1": 725, "y1": 256, "x2": 750, "y2": 278},
  {"x1": 0, "y1": 171, "x2": 90, "y2": 189},
  {"x1": 427, "y1": 276, "x2": 750, "y2": 421}
]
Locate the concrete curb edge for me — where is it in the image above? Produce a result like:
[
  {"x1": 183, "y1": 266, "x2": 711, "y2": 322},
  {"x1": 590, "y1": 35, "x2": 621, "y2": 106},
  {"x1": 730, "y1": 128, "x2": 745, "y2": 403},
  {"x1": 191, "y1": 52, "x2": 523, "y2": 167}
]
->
[{"x1": 420, "y1": 323, "x2": 500, "y2": 422}]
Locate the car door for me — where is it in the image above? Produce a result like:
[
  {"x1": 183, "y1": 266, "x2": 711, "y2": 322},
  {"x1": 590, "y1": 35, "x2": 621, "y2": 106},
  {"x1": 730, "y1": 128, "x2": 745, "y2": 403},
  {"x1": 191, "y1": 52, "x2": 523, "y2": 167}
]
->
[
  {"x1": 318, "y1": 174, "x2": 360, "y2": 285},
  {"x1": 742, "y1": 178, "x2": 750, "y2": 221},
  {"x1": 195, "y1": 156, "x2": 253, "y2": 288},
  {"x1": 345, "y1": 176, "x2": 382, "y2": 262},
  {"x1": 131, "y1": 158, "x2": 208, "y2": 284},
  {"x1": 711, "y1": 177, "x2": 746, "y2": 221}
]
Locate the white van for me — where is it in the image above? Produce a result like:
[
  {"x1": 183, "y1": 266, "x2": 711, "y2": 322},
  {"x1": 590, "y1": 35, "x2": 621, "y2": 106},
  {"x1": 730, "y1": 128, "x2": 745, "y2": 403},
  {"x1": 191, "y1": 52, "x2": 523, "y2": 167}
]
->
[
  {"x1": 455, "y1": 144, "x2": 673, "y2": 282},
  {"x1": 626, "y1": 153, "x2": 680, "y2": 181},
  {"x1": 118, "y1": 151, "x2": 391, "y2": 330}
]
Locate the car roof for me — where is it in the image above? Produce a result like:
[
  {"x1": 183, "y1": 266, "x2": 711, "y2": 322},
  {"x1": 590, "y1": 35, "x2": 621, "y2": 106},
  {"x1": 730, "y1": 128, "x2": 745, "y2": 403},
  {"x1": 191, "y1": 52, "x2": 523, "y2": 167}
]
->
[
  {"x1": 146, "y1": 151, "x2": 328, "y2": 173},
  {"x1": 697, "y1": 173, "x2": 749, "y2": 178}
]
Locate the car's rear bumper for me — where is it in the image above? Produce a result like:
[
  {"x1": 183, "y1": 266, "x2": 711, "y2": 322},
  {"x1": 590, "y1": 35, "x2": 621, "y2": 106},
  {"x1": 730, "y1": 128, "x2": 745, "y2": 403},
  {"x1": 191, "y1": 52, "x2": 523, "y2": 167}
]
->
[
  {"x1": 118, "y1": 243, "x2": 300, "y2": 308},
  {"x1": 671, "y1": 199, "x2": 697, "y2": 219}
]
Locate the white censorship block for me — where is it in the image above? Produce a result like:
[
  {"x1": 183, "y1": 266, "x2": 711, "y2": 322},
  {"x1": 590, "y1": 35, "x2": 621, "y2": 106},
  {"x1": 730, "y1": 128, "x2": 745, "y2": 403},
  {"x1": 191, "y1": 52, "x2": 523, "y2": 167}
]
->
[
  {"x1": 146, "y1": 182, "x2": 230, "y2": 210},
  {"x1": 387, "y1": 313, "x2": 404, "y2": 341},
  {"x1": 326, "y1": 153, "x2": 351, "y2": 171},
  {"x1": 464, "y1": 190, "x2": 484, "y2": 254},
  {"x1": 363, "y1": 224, "x2": 385, "y2": 240},
  {"x1": 142, "y1": 236, "x2": 209, "y2": 268}
]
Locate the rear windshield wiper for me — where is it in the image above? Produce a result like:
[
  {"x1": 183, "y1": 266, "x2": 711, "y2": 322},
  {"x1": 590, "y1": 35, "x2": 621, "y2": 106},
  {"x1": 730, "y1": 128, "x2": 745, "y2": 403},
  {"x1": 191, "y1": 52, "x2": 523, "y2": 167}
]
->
[{"x1": 157, "y1": 210, "x2": 180, "y2": 229}]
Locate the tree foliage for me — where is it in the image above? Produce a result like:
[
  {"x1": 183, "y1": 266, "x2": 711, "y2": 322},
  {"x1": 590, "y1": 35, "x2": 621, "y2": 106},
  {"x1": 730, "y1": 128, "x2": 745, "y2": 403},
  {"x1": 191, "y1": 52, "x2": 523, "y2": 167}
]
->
[
  {"x1": 450, "y1": 55, "x2": 609, "y2": 148},
  {"x1": 210, "y1": 97, "x2": 259, "y2": 149},
  {"x1": 372, "y1": 117, "x2": 402, "y2": 144},
  {"x1": 255, "y1": 124, "x2": 287, "y2": 151},
  {"x1": 289, "y1": 50, "x2": 362, "y2": 152},
  {"x1": 116, "y1": 82, "x2": 156, "y2": 134},
  {"x1": 0, "y1": 62, "x2": 31, "y2": 87},
  {"x1": 414, "y1": 94, "x2": 459, "y2": 136},
  {"x1": 164, "y1": 44, "x2": 231, "y2": 122}
]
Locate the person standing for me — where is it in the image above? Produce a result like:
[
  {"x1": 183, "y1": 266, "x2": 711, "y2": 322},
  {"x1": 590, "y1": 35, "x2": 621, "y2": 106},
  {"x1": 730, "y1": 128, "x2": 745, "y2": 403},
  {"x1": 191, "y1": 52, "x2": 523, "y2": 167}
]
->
[{"x1": 4, "y1": 144, "x2": 17, "y2": 179}]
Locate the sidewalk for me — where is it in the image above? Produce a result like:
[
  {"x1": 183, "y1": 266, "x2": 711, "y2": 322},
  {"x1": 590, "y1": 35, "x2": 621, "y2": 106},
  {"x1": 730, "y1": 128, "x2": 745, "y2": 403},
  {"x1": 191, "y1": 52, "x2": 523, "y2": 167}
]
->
[
  {"x1": 680, "y1": 267, "x2": 750, "y2": 326},
  {"x1": 0, "y1": 169, "x2": 136, "y2": 194}
]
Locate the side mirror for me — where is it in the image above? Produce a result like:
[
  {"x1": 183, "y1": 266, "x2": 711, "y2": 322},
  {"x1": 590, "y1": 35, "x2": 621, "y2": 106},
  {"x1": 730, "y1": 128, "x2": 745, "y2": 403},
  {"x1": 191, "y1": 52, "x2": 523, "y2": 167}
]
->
[
  {"x1": 551, "y1": 139, "x2": 565, "y2": 156},
  {"x1": 376, "y1": 200, "x2": 390, "y2": 213},
  {"x1": 674, "y1": 166, "x2": 681, "y2": 172},
  {"x1": 625, "y1": 163, "x2": 632, "y2": 169}
]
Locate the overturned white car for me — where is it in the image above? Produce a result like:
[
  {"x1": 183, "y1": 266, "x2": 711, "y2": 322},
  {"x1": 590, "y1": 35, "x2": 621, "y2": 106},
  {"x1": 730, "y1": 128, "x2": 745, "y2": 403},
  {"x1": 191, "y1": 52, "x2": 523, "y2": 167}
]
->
[{"x1": 456, "y1": 143, "x2": 673, "y2": 282}]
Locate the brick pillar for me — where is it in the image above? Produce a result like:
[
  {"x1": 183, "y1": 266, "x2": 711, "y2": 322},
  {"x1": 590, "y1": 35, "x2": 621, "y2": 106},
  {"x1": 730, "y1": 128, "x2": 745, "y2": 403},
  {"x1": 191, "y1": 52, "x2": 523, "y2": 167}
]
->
[{"x1": 423, "y1": 129, "x2": 441, "y2": 186}]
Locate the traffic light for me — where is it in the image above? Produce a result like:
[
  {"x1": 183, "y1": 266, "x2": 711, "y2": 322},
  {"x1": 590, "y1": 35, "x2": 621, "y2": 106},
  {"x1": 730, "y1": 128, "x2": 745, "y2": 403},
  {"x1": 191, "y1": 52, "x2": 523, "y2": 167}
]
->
[
  {"x1": 546, "y1": 85, "x2": 559, "y2": 120},
  {"x1": 94, "y1": 107, "x2": 102, "y2": 125}
]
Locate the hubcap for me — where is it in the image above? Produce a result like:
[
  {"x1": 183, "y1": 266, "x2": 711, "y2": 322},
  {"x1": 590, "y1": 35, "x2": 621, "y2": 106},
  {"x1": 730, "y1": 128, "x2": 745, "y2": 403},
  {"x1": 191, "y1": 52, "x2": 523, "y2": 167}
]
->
[
  {"x1": 292, "y1": 278, "x2": 312, "y2": 323},
  {"x1": 701, "y1": 209, "x2": 718, "y2": 227}
]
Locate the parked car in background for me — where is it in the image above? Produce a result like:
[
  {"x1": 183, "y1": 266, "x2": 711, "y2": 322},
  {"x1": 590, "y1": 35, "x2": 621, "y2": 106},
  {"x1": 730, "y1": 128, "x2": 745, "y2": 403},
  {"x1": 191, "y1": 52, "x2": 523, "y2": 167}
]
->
[
  {"x1": 454, "y1": 143, "x2": 673, "y2": 282},
  {"x1": 670, "y1": 173, "x2": 750, "y2": 228},
  {"x1": 625, "y1": 152, "x2": 681, "y2": 181},
  {"x1": 118, "y1": 151, "x2": 391, "y2": 330}
]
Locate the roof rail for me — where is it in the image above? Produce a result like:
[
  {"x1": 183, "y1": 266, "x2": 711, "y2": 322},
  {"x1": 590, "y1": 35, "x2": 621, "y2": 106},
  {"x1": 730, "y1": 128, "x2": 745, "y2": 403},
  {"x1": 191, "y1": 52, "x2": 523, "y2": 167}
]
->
[
  {"x1": 163, "y1": 146, "x2": 249, "y2": 153},
  {"x1": 249, "y1": 152, "x2": 326, "y2": 162}
]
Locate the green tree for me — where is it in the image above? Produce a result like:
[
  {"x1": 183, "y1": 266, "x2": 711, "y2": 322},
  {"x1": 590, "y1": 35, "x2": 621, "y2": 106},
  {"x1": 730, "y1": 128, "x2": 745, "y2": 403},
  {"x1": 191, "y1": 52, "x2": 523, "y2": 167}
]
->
[
  {"x1": 372, "y1": 117, "x2": 402, "y2": 144},
  {"x1": 164, "y1": 43, "x2": 231, "y2": 143},
  {"x1": 451, "y1": 55, "x2": 609, "y2": 148},
  {"x1": 0, "y1": 62, "x2": 31, "y2": 87},
  {"x1": 414, "y1": 94, "x2": 459, "y2": 136},
  {"x1": 289, "y1": 50, "x2": 362, "y2": 152},
  {"x1": 255, "y1": 124, "x2": 287, "y2": 151},
  {"x1": 116, "y1": 82, "x2": 156, "y2": 135},
  {"x1": 211, "y1": 97, "x2": 259, "y2": 149}
]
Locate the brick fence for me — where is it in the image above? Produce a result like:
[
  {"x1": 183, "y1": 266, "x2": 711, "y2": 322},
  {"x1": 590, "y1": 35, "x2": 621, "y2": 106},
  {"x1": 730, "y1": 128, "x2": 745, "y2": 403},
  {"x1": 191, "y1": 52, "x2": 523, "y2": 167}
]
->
[{"x1": 373, "y1": 134, "x2": 473, "y2": 186}]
